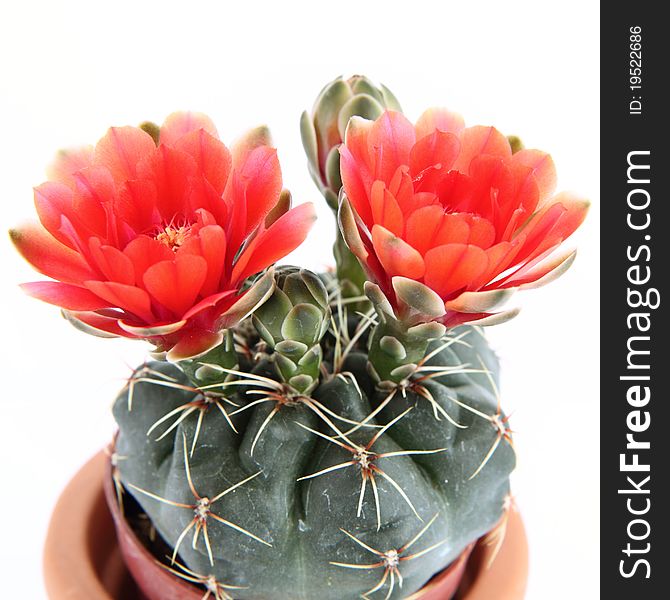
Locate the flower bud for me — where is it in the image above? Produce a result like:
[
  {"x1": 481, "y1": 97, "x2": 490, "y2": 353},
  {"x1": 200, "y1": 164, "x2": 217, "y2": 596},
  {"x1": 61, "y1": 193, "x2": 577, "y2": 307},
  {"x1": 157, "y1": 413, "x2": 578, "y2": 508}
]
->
[
  {"x1": 253, "y1": 267, "x2": 330, "y2": 394},
  {"x1": 300, "y1": 75, "x2": 401, "y2": 210}
]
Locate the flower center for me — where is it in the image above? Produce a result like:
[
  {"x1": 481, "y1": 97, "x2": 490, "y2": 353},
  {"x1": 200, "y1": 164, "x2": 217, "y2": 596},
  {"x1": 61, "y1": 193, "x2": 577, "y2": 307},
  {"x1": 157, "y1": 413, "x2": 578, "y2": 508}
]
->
[{"x1": 155, "y1": 222, "x2": 192, "y2": 251}]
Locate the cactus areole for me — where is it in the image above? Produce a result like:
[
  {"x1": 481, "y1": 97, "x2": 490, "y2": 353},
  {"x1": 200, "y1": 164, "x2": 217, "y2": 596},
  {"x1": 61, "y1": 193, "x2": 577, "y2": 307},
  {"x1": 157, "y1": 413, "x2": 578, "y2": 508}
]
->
[{"x1": 12, "y1": 77, "x2": 587, "y2": 599}]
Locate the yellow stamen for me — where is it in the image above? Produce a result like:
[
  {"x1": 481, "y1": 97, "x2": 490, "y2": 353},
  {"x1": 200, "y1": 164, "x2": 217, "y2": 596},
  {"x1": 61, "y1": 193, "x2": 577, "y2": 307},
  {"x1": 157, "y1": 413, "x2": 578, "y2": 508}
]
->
[{"x1": 155, "y1": 224, "x2": 191, "y2": 251}]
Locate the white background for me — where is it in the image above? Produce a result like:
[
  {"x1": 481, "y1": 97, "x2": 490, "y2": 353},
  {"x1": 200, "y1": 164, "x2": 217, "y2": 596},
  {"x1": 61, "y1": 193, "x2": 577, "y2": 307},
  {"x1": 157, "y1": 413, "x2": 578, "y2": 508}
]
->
[{"x1": 0, "y1": 1, "x2": 599, "y2": 598}]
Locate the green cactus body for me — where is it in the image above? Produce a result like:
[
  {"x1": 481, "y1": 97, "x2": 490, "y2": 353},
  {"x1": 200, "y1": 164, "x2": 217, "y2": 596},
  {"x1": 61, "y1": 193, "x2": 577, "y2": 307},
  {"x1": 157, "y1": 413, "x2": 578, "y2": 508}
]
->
[{"x1": 113, "y1": 314, "x2": 514, "y2": 599}]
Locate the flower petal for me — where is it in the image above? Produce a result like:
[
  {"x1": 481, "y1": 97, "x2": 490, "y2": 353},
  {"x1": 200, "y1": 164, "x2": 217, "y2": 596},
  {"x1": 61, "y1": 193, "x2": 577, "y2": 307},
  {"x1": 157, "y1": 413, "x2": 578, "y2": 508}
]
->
[
  {"x1": 94, "y1": 126, "x2": 156, "y2": 183},
  {"x1": 444, "y1": 288, "x2": 516, "y2": 313},
  {"x1": 231, "y1": 202, "x2": 317, "y2": 283},
  {"x1": 404, "y1": 205, "x2": 442, "y2": 255},
  {"x1": 424, "y1": 243, "x2": 488, "y2": 299},
  {"x1": 498, "y1": 164, "x2": 541, "y2": 240},
  {"x1": 115, "y1": 179, "x2": 158, "y2": 234},
  {"x1": 178, "y1": 224, "x2": 227, "y2": 297},
  {"x1": 188, "y1": 176, "x2": 229, "y2": 225},
  {"x1": 343, "y1": 115, "x2": 374, "y2": 171},
  {"x1": 231, "y1": 126, "x2": 273, "y2": 170},
  {"x1": 368, "y1": 111, "x2": 415, "y2": 183},
  {"x1": 550, "y1": 192, "x2": 590, "y2": 240},
  {"x1": 455, "y1": 307, "x2": 520, "y2": 327},
  {"x1": 404, "y1": 206, "x2": 466, "y2": 255},
  {"x1": 432, "y1": 212, "x2": 474, "y2": 248},
  {"x1": 235, "y1": 146, "x2": 283, "y2": 234},
  {"x1": 513, "y1": 193, "x2": 589, "y2": 265},
  {"x1": 10, "y1": 223, "x2": 95, "y2": 284},
  {"x1": 223, "y1": 172, "x2": 247, "y2": 262},
  {"x1": 174, "y1": 129, "x2": 232, "y2": 195},
  {"x1": 461, "y1": 156, "x2": 515, "y2": 220},
  {"x1": 21, "y1": 281, "x2": 110, "y2": 311},
  {"x1": 118, "y1": 319, "x2": 187, "y2": 337},
  {"x1": 182, "y1": 290, "x2": 236, "y2": 321},
  {"x1": 339, "y1": 145, "x2": 372, "y2": 226},
  {"x1": 371, "y1": 181, "x2": 403, "y2": 236},
  {"x1": 340, "y1": 117, "x2": 376, "y2": 224},
  {"x1": 410, "y1": 130, "x2": 460, "y2": 182},
  {"x1": 219, "y1": 270, "x2": 275, "y2": 327},
  {"x1": 122, "y1": 235, "x2": 175, "y2": 285},
  {"x1": 47, "y1": 146, "x2": 94, "y2": 186},
  {"x1": 453, "y1": 126, "x2": 511, "y2": 173},
  {"x1": 84, "y1": 280, "x2": 155, "y2": 322},
  {"x1": 72, "y1": 167, "x2": 116, "y2": 240},
  {"x1": 512, "y1": 249, "x2": 577, "y2": 290},
  {"x1": 264, "y1": 189, "x2": 291, "y2": 228},
  {"x1": 89, "y1": 238, "x2": 135, "y2": 285},
  {"x1": 415, "y1": 108, "x2": 465, "y2": 138},
  {"x1": 137, "y1": 145, "x2": 198, "y2": 221},
  {"x1": 474, "y1": 241, "x2": 522, "y2": 288},
  {"x1": 338, "y1": 195, "x2": 369, "y2": 262},
  {"x1": 167, "y1": 330, "x2": 224, "y2": 362},
  {"x1": 511, "y1": 149, "x2": 557, "y2": 204},
  {"x1": 387, "y1": 166, "x2": 415, "y2": 214},
  {"x1": 143, "y1": 254, "x2": 208, "y2": 317},
  {"x1": 463, "y1": 215, "x2": 496, "y2": 249},
  {"x1": 371, "y1": 225, "x2": 425, "y2": 279},
  {"x1": 159, "y1": 112, "x2": 218, "y2": 146},
  {"x1": 63, "y1": 310, "x2": 127, "y2": 338},
  {"x1": 392, "y1": 276, "x2": 446, "y2": 319},
  {"x1": 33, "y1": 182, "x2": 77, "y2": 248}
]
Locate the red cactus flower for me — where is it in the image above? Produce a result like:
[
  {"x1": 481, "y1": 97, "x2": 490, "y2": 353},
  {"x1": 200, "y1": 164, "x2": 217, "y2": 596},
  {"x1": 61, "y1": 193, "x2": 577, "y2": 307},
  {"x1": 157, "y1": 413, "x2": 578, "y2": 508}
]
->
[
  {"x1": 338, "y1": 109, "x2": 589, "y2": 326},
  {"x1": 11, "y1": 112, "x2": 316, "y2": 359}
]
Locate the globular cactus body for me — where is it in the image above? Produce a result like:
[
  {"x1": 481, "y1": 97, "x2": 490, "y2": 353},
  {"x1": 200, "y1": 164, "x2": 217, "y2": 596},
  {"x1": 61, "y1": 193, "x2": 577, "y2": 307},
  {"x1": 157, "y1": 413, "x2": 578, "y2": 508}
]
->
[{"x1": 113, "y1": 315, "x2": 514, "y2": 599}]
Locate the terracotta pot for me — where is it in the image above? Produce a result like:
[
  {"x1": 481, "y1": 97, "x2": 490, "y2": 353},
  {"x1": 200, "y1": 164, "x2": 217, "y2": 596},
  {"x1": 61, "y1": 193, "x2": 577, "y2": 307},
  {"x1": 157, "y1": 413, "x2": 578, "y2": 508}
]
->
[
  {"x1": 44, "y1": 452, "x2": 528, "y2": 599},
  {"x1": 43, "y1": 451, "x2": 140, "y2": 600}
]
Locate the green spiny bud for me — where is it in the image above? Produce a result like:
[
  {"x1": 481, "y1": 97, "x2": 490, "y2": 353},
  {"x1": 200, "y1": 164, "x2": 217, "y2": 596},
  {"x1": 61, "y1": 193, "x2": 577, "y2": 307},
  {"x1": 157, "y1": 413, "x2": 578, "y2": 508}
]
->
[
  {"x1": 301, "y1": 75, "x2": 400, "y2": 303},
  {"x1": 252, "y1": 267, "x2": 331, "y2": 394},
  {"x1": 176, "y1": 329, "x2": 238, "y2": 389},
  {"x1": 301, "y1": 75, "x2": 402, "y2": 210},
  {"x1": 363, "y1": 281, "x2": 448, "y2": 385}
]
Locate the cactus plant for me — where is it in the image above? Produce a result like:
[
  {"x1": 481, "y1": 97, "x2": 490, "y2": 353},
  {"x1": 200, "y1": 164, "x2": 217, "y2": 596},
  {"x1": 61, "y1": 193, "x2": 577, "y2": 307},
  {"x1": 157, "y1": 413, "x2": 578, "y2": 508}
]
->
[{"x1": 12, "y1": 77, "x2": 587, "y2": 600}]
